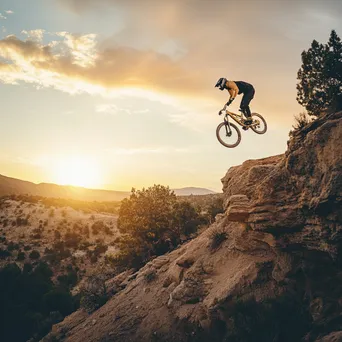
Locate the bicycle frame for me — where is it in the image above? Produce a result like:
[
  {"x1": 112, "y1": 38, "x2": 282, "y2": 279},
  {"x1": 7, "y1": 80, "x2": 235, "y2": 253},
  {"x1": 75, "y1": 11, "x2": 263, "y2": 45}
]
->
[
  {"x1": 224, "y1": 110, "x2": 246, "y2": 127},
  {"x1": 221, "y1": 110, "x2": 246, "y2": 137}
]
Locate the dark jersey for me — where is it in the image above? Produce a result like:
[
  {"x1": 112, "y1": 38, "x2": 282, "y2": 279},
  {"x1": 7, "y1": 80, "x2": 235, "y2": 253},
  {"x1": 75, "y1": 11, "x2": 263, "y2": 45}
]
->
[{"x1": 234, "y1": 81, "x2": 253, "y2": 94}]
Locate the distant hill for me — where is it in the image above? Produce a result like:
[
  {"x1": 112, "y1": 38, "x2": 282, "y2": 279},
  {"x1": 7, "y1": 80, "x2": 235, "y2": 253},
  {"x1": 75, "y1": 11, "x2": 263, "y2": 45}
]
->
[
  {"x1": 0, "y1": 174, "x2": 129, "y2": 201},
  {"x1": 173, "y1": 187, "x2": 216, "y2": 196},
  {"x1": 0, "y1": 174, "x2": 216, "y2": 201}
]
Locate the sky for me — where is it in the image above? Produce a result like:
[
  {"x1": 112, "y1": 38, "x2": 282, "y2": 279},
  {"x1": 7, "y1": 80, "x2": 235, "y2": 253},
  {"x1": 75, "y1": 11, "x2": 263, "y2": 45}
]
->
[{"x1": 0, "y1": 0, "x2": 341, "y2": 192}]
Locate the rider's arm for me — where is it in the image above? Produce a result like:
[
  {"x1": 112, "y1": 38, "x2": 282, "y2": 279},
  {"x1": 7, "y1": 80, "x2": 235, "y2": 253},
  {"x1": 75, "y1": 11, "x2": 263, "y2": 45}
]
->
[{"x1": 226, "y1": 81, "x2": 239, "y2": 106}]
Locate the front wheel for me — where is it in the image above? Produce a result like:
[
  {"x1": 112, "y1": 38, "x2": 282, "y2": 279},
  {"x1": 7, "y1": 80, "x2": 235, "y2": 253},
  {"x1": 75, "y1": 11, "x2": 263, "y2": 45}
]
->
[
  {"x1": 216, "y1": 122, "x2": 241, "y2": 148},
  {"x1": 250, "y1": 113, "x2": 267, "y2": 134}
]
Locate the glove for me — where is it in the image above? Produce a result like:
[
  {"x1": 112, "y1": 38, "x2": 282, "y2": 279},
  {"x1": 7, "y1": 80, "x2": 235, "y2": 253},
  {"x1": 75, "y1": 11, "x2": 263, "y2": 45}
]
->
[{"x1": 226, "y1": 98, "x2": 235, "y2": 107}]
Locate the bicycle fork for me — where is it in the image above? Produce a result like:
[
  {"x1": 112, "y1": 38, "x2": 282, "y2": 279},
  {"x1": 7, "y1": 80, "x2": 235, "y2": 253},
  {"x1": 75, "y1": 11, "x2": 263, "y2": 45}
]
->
[{"x1": 224, "y1": 115, "x2": 232, "y2": 136}]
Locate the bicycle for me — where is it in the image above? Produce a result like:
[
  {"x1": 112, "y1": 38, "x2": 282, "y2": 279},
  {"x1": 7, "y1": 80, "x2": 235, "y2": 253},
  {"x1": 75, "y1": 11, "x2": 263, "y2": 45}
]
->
[{"x1": 216, "y1": 106, "x2": 267, "y2": 148}]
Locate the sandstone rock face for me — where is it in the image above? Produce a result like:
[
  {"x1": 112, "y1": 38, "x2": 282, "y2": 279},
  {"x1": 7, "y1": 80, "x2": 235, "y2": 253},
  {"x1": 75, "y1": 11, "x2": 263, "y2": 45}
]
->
[{"x1": 42, "y1": 112, "x2": 342, "y2": 342}]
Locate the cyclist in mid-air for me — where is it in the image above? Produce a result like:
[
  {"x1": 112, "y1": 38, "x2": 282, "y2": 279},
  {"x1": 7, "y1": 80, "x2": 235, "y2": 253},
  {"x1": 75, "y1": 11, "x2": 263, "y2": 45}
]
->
[{"x1": 215, "y1": 78, "x2": 255, "y2": 125}]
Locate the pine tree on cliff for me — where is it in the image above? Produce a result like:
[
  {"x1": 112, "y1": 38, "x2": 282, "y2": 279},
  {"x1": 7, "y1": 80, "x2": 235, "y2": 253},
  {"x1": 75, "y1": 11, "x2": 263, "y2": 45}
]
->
[{"x1": 297, "y1": 30, "x2": 342, "y2": 116}]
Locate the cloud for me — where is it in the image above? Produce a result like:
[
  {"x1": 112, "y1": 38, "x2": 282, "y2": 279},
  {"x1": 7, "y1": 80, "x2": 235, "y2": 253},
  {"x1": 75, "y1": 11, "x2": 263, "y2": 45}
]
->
[
  {"x1": 5, "y1": 10, "x2": 14, "y2": 15},
  {"x1": 0, "y1": 32, "x2": 210, "y2": 99},
  {"x1": 96, "y1": 104, "x2": 131, "y2": 115},
  {"x1": 22, "y1": 29, "x2": 45, "y2": 42},
  {"x1": 0, "y1": 13, "x2": 6, "y2": 20},
  {"x1": 56, "y1": 32, "x2": 98, "y2": 67}
]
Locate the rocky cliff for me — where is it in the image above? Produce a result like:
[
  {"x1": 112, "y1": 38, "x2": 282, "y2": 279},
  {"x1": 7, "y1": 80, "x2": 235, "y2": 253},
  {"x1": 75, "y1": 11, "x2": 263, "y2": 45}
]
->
[{"x1": 43, "y1": 111, "x2": 342, "y2": 342}]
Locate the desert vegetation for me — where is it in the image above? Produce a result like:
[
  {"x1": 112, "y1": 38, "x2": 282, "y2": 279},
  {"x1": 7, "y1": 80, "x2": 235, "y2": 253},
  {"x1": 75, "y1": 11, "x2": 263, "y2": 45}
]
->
[
  {"x1": 111, "y1": 185, "x2": 209, "y2": 270},
  {"x1": 0, "y1": 188, "x2": 221, "y2": 341},
  {"x1": 2, "y1": 194, "x2": 121, "y2": 214},
  {"x1": 0, "y1": 262, "x2": 78, "y2": 342},
  {"x1": 289, "y1": 30, "x2": 342, "y2": 137}
]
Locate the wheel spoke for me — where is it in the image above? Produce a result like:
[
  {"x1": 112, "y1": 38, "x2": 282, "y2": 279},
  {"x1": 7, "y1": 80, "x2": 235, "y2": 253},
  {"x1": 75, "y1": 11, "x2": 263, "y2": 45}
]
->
[
  {"x1": 250, "y1": 114, "x2": 267, "y2": 134},
  {"x1": 216, "y1": 122, "x2": 241, "y2": 148}
]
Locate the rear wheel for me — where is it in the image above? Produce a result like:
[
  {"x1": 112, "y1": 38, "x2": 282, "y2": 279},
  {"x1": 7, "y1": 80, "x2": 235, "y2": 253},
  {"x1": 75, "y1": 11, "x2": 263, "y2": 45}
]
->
[
  {"x1": 250, "y1": 113, "x2": 267, "y2": 134},
  {"x1": 216, "y1": 122, "x2": 241, "y2": 148}
]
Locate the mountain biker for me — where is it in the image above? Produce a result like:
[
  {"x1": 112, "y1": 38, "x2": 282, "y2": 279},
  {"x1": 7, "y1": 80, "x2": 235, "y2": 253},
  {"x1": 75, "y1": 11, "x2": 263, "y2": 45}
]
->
[{"x1": 215, "y1": 78, "x2": 255, "y2": 125}]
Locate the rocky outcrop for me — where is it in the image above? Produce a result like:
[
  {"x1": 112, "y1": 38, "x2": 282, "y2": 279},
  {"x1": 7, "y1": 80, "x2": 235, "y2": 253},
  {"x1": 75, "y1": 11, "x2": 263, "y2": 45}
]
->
[{"x1": 43, "y1": 112, "x2": 342, "y2": 342}]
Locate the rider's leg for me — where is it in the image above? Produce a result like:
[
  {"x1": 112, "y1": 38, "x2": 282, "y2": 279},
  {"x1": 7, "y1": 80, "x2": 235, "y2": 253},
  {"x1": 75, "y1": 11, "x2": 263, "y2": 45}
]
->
[{"x1": 240, "y1": 88, "x2": 255, "y2": 124}]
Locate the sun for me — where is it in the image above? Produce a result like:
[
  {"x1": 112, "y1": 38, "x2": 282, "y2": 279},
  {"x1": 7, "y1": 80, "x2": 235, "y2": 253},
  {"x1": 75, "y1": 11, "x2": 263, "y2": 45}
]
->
[{"x1": 54, "y1": 156, "x2": 101, "y2": 188}]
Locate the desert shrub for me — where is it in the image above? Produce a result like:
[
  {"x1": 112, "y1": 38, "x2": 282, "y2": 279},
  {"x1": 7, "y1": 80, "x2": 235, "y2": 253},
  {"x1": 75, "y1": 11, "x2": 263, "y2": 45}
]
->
[
  {"x1": 0, "y1": 262, "x2": 76, "y2": 342},
  {"x1": 32, "y1": 233, "x2": 42, "y2": 239},
  {"x1": 29, "y1": 250, "x2": 41, "y2": 260},
  {"x1": 171, "y1": 201, "x2": 201, "y2": 243},
  {"x1": 79, "y1": 241, "x2": 91, "y2": 250},
  {"x1": 54, "y1": 230, "x2": 61, "y2": 240},
  {"x1": 207, "y1": 197, "x2": 225, "y2": 223},
  {"x1": 80, "y1": 274, "x2": 109, "y2": 313},
  {"x1": 289, "y1": 112, "x2": 312, "y2": 137},
  {"x1": 209, "y1": 227, "x2": 228, "y2": 250},
  {"x1": 17, "y1": 251, "x2": 26, "y2": 261},
  {"x1": 57, "y1": 268, "x2": 78, "y2": 289},
  {"x1": 116, "y1": 185, "x2": 201, "y2": 270},
  {"x1": 43, "y1": 290, "x2": 75, "y2": 316},
  {"x1": 82, "y1": 225, "x2": 90, "y2": 238},
  {"x1": 144, "y1": 269, "x2": 157, "y2": 283},
  {"x1": 103, "y1": 225, "x2": 113, "y2": 235},
  {"x1": 48, "y1": 208, "x2": 55, "y2": 217},
  {"x1": 7, "y1": 241, "x2": 20, "y2": 251},
  {"x1": 91, "y1": 220, "x2": 105, "y2": 235},
  {"x1": 93, "y1": 243, "x2": 108, "y2": 257},
  {"x1": 51, "y1": 241, "x2": 71, "y2": 260},
  {"x1": 16, "y1": 217, "x2": 29, "y2": 226},
  {"x1": 0, "y1": 248, "x2": 11, "y2": 259},
  {"x1": 64, "y1": 232, "x2": 81, "y2": 248}
]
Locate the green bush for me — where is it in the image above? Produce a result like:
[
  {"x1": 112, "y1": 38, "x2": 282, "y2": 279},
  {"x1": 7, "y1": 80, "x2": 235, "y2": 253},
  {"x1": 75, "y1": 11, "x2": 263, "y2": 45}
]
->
[
  {"x1": 80, "y1": 274, "x2": 108, "y2": 313},
  {"x1": 29, "y1": 250, "x2": 41, "y2": 260},
  {"x1": 0, "y1": 262, "x2": 77, "y2": 342},
  {"x1": 207, "y1": 197, "x2": 224, "y2": 223},
  {"x1": 0, "y1": 248, "x2": 12, "y2": 259},
  {"x1": 116, "y1": 185, "x2": 201, "y2": 270},
  {"x1": 17, "y1": 251, "x2": 26, "y2": 261},
  {"x1": 43, "y1": 290, "x2": 75, "y2": 316},
  {"x1": 297, "y1": 30, "x2": 342, "y2": 116}
]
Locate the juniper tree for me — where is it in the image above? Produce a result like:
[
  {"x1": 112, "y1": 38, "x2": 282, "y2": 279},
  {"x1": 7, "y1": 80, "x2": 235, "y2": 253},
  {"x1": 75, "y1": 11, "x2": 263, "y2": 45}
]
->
[{"x1": 297, "y1": 30, "x2": 342, "y2": 116}]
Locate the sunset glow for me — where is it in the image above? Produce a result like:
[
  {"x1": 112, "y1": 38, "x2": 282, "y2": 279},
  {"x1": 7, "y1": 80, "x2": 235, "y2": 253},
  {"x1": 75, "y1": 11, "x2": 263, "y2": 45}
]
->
[
  {"x1": 0, "y1": 0, "x2": 341, "y2": 191},
  {"x1": 53, "y1": 157, "x2": 101, "y2": 188}
]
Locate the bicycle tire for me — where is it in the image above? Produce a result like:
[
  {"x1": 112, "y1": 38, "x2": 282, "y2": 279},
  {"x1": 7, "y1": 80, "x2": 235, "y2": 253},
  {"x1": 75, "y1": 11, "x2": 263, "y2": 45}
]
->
[
  {"x1": 250, "y1": 113, "x2": 267, "y2": 134},
  {"x1": 216, "y1": 122, "x2": 241, "y2": 148}
]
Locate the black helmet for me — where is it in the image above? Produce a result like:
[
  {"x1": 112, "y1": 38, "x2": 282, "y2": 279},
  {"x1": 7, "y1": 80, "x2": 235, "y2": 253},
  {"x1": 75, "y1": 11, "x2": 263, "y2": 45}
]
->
[{"x1": 215, "y1": 77, "x2": 227, "y2": 91}]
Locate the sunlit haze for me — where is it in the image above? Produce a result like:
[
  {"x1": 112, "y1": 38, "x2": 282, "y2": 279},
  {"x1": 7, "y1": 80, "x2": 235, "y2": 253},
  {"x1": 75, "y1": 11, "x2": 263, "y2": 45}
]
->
[
  {"x1": 53, "y1": 156, "x2": 101, "y2": 188},
  {"x1": 0, "y1": 0, "x2": 341, "y2": 191}
]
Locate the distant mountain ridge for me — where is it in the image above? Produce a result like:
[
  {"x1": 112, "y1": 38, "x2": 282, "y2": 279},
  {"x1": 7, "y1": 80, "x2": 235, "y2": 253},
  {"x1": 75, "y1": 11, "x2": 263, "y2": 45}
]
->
[
  {"x1": 0, "y1": 174, "x2": 216, "y2": 201},
  {"x1": 173, "y1": 187, "x2": 216, "y2": 196}
]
